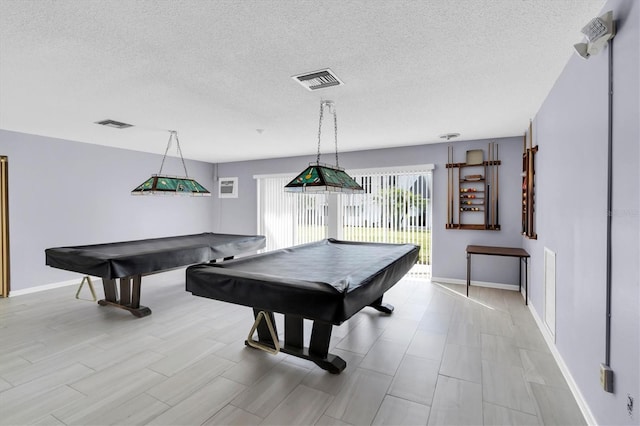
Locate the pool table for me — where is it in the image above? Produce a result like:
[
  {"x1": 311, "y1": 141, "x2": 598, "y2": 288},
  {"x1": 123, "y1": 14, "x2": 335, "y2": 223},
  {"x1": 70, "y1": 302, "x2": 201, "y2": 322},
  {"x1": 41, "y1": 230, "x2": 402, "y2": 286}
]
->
[
  {"x1": 45, "y1": 232, "x2": 266, "y2": 317},
  {"x1": 186, "y1": 238, "x2": 420, "y2": 373}
]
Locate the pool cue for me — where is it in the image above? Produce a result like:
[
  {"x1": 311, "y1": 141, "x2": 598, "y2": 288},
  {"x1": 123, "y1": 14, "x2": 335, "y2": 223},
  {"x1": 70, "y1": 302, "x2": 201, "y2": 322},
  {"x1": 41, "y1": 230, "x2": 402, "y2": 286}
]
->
[
  {"x1": 496, "y1": 143, "x2": 499, "y2": 228},
  {"x1": 487, "y1": 142, "x2": 492, "y2": 228},
  {"x1": 447, "y1": 146, "x2": 451, "y2": 226},
  {"x1": 451, "y1": 146, "x2": 455, "y2": 226},
  {"x1": 457, "y1": 163, "x2": 460, "y2": 226},
  {"x1": 491, "y1": 142, "x2": 497, "y2": 229},
  {"x1": 449, "y1": 146, "x2": 453, "y2": 226},
  {"x1": 446, "y1": 146, "x2": 449, "y2": 225},
  {"x1": 489, "y1": 142, "x2": 496, "y2": 229}
]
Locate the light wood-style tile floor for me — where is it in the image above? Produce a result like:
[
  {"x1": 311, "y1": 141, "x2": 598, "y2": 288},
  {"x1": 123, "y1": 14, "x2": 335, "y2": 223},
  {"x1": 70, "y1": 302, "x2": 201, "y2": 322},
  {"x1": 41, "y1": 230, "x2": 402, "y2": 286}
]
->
[{"x1": 0, "y1": 271, "x2": 586, "y2": 425}]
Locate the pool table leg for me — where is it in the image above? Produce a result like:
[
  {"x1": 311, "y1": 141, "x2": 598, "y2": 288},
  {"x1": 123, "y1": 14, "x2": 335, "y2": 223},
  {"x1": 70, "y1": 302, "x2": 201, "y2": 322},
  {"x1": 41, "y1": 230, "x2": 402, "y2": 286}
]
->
[
  {"x1": 247, "y1": 310, "x2": 346, "y2": 374},
  {"x1": 309, "y1": 321, "x2": 346, "y2": 374},
  {"x1": 97, "y1": 276, "x2": 152, "y2": 318},
  {"x1": 370, "y1": 296, "x2": 394, "y2": 314}
]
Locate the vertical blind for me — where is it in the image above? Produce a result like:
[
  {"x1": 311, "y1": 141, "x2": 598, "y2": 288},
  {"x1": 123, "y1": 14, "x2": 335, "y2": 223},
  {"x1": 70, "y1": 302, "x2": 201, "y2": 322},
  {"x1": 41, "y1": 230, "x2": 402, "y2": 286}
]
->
[
  {"x1": 255, "y1": 165, "x2": 432, "y2": 278},
  {"x1": 344, "y1": 167, "x2": 432, "y2": 278},
  {"x1": 256, "y1": 175, "x2": 327, "y2": 252}
]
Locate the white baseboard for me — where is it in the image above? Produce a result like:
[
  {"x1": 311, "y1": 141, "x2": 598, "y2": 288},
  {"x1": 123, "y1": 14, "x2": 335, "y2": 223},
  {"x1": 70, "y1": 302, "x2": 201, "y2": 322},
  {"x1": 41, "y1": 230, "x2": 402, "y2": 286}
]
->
[
  {"x1": 528, "y1": 302, "x2": 597, "y2": 426},
  {"x1": 10, "y1": 276, "x2": 99, "y2": 297},
  {"x1": 431, "y1": 276, "x2": 519, "y2": 291}
]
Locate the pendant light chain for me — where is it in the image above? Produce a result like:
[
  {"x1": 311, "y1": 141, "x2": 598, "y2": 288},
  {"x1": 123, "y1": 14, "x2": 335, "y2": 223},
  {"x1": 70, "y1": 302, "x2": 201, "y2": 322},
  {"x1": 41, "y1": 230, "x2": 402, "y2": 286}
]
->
[
  {"x1": 316, "y1": 102, "x2": 324, "y2": 164},
  {"x1": 158, "y1": 130, "x2": 190, "y2": 178},
  {"x1": 174, "y1": 131, "x2": 190, "y2": 178},
  {"x1": 315, "y1": 100, "x2": 340, "y2": 167},
  {"x1": 333, "y1": 106, "x2": 339, "y2": 168},
  {"x1": 158, "y1": 132, "x2": 172, "y2": 175}
]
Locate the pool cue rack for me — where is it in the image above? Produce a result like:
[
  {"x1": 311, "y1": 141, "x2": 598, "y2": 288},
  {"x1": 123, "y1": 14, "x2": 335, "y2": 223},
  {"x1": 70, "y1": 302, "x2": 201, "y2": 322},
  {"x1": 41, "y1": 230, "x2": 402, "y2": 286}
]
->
[
  {"x1": 446, "y1": 143, "x2": 501, "y2": 231},
  {"x1": 522, "y1": 121, "x2": 538, "y2": 239}
]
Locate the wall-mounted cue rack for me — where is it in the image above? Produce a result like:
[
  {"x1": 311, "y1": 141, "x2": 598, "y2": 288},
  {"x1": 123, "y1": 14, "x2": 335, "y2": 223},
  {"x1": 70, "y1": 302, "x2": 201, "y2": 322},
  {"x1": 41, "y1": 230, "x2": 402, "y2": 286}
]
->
[
  {"x1": 446, "y1": 143, "x2": 501, "y2": 231},
  {"x1": 522, "y1": 121, "x2": 538, "y2": 239}
]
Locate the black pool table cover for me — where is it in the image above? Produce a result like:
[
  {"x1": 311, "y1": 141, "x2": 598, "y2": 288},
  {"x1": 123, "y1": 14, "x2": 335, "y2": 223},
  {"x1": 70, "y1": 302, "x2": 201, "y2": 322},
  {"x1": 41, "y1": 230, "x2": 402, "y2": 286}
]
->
[
  {"x1": 186, "y1": 239, "x2": 420, "y2": 325},
  {"x1": 45, "y1": 232, "x2": 266, "y2": 317},
  {"x1": 45, "y1": 232, "x2": 266, "y2": 279}
]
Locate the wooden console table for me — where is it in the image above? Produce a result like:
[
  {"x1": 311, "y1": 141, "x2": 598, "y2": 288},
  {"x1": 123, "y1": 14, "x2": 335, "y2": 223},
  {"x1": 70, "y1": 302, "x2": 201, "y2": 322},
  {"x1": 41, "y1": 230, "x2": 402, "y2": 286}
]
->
[{"x1": 466, "y1": 245, "x2": 530, "y2": 304}]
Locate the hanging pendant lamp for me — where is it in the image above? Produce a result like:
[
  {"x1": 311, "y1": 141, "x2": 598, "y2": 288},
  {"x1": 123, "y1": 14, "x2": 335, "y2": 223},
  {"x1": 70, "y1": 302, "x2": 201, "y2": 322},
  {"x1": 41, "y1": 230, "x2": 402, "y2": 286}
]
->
[
  {"x1": 131, "y1": 130, "x2": 211, "y2": 196},
  {"x1": 285, "y1": 100, "x2": 363, "y2": 193}
]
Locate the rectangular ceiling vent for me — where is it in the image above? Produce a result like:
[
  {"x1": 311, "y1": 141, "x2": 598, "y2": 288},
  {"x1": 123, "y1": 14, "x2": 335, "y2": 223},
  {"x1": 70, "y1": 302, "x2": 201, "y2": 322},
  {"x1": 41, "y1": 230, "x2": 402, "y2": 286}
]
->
[
  {"x1": 95, "y1": 119, "x2": 133, "y2": 129},
  {"x1": 292, "y1": 68, "x2": 343, "y2": 91}
]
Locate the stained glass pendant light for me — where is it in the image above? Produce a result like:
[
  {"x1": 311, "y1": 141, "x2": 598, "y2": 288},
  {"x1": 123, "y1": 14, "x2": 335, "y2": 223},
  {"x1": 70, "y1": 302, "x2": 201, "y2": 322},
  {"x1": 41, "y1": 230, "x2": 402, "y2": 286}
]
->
[
  {"x1": 131, "y1": 130, "x2": 211, "y2": 196},
  {"x1": 285, "y1": 100, "x2": 363, "y2": 193}
]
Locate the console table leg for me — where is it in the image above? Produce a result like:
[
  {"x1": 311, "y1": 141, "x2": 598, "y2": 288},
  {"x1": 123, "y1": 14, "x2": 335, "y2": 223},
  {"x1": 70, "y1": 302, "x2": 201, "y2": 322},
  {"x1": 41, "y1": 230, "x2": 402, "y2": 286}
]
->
[{"x1": 466, "y1": 252, "x2": 471, "y2": 297}]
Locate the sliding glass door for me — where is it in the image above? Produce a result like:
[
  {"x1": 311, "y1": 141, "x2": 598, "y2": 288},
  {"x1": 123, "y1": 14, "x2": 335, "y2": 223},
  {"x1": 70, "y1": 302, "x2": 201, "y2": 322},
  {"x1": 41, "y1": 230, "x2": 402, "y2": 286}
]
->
[
  {"x1": 342, "y1": 166, "x2": 432, "y2": 278},
  {"x1": 255, "y1": 165, "x2": 432, "y2": 277}
]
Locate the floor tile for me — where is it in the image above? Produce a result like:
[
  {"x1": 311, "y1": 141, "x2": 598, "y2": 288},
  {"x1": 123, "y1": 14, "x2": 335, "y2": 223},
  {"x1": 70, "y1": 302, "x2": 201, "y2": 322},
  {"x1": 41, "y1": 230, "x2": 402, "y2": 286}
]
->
[
  {"x1": 147, "y1": 337, "x2": 224, "y2": 377},
  {"x1": 446, "y1": 319, "x2": 481, "y2": 347},
  {"x1": 417, "y1": 310, "x2": 452, "y2": 334},
  {"x1": 324, "y1": 368, "x2": 393, "y2": 425},
  {"x1": 481, "y1": 333, "x2": 522, "y2": 367},
  {"x1": 0, "y1": 385, "x2": 85, "y2": 425},
  {"x1": 335, "y1": 321, "x2": 384, "y2": 354},
  {"x1": 146, "y1": 353, "x2": 235, "y2": 406},
  {"x1": 379, "y1": 317, "x2": 419, "y2": 345},
  {"x1": 74, "y1": 393, "x2": 170, "y2": 425},
  {"x1": 30, "y1": 414, "x2": 66, "y2": 426},
  {"x1": 428, "y1": 375, "x2": 483, "y2": 425},
  {"x1": 147, "y1": 376, "x2": 246, "y2": 425},
  {"x1": 406, "y1": 329, "x2": 446, "y2": 361},
  {"x1": 202, "y1": 405, "x2": 262, "y2": 425},
  {"x1": 315, "y1": 414, "x2": 353, "y2": 425},
  {"x1": 54, "y1": 369, "x2": 167, "y2": 425},
  {"x1": 261, "y1": 384, "x2": 333, "y2": 425},
  {"x1": 440, "y1": 343, "x2": 482, "y2": 383},
  {"x1": 529, "y1": 382, "x2": 586, "y2": 425},
  {"x1": 231, "y1": 361, "x2": 310, "y2": 418},
  {"x1": 388, "y1": 354, "x2": 440, "y2": 405},
  {"x1": 5, "y1": 346, "x2": 100, "y2": 386},
  {"x1": 358, "y1": 338, "x2": 408, "y2": 376},
  {"x1": 0, "y1": 377, "x2": 11, "y2": 392},
  {"x1": 69, "y1": 352, "x2": 165, "y2": 396},
  {"x1": 513, "y1": 324, "x2": 549, "y2": 352},
  {"x1": 0, "y1": 363, "x2": 95, "y2": 407},
  {"x1": 302, "y1": 349, "x2": 365, "y2": 396},
  {"x1": 520, "y1": 348, "x2": 569, "y2": 388},
  {"x1": 483, "y1": 402, "x2": 539, "y2": 425},
  {"x1": 372, "y1": 395, "x2": 430, "y2": 425},
  {"x1": 479, "y1": 307, "x2": 516, "y2": 338},
  {"x1": 482, "y1": 359, "x2": 537, "y2": 414},
  {"x1": 0, "y1": 354, "x2": 31, "y2": 377},
  {"x1": 221, "y1": 348, "x2": 282, "y2": 386}
]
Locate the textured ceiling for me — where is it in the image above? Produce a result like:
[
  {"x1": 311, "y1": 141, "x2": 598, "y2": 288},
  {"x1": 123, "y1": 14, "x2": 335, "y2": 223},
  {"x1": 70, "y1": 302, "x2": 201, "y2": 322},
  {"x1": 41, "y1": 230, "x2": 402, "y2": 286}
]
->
[{"x1": 0, "y1": 0, "x2": 604, "y2": 163}]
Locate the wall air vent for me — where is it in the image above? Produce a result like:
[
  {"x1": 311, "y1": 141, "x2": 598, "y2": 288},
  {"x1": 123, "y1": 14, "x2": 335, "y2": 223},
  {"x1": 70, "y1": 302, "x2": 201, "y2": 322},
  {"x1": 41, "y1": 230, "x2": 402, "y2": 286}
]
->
[
  {"x1": 292, "y1": 68, "x2": 343, "y2": 91},
  {"x1": 95, "y1": 119, "x2": 133, "y2": 129}
]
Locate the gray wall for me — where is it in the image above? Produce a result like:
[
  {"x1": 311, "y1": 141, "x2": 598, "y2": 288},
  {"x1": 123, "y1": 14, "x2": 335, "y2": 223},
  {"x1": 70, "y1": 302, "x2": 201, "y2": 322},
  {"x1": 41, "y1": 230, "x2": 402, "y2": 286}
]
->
[
  {"x1": 524, "y1": 0, "x2": 638, "y2": 424},
  {"x1": 214, "y1": 136, "x2": 524, "y2": 286},
  {"x1": 0, "y1": 129, "x2": 216, "y2": 290}
]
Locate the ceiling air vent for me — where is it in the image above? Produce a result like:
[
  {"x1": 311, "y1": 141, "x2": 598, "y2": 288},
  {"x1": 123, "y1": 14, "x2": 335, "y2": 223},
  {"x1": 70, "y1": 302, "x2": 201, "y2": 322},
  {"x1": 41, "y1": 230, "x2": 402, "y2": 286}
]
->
[
  {"x1": 95, "y1": 119, "x2": 133, "y2": 129},
  {"x1": 292, "y1": 68, "x2": 343, "y2": 91}
]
